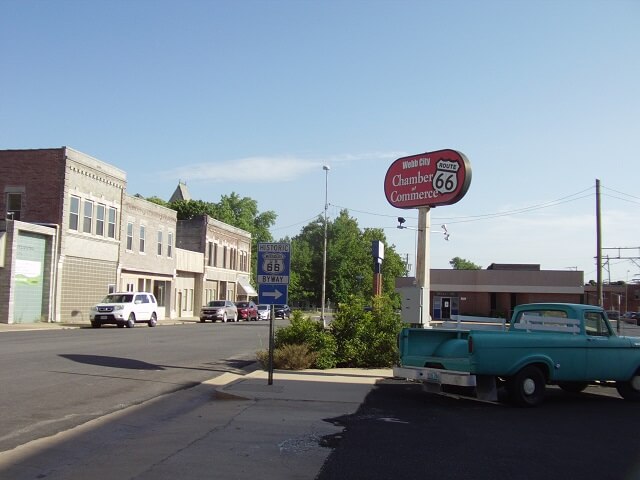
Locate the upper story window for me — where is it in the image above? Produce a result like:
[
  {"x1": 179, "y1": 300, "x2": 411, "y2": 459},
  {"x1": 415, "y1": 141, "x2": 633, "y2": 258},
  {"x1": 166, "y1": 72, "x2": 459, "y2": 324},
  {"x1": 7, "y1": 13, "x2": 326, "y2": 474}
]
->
[
  {"x1": 126, "y1": 222, "x2": 133, "y2": 250},
  {"x1": 207, "y1": 241, "x2": 214, "y2": 266},
  {"x1": 83, "y1": 200, "x2": 94, "y2": 234},
  {"x1": 167, "y1": 231, "x2": 173, "y2": 258},
  {"x1": 6, "y1": 193, "x2": 22, "y2": 221},
  {"x1": 157, "y1": 230, "x2": 163, "y2": 256},
  {"x1": 96, "y1": 204, "x2": 105, "y2": 236},
  {"x1": 139, "y1": 225, "x2": 146, "y2": 253},
  {"x1": 107, "y1": 207, "x2": 117, "y2": 239},
  {"x1": 69, "y1": 196, "x2": 80, "y2": 230}
]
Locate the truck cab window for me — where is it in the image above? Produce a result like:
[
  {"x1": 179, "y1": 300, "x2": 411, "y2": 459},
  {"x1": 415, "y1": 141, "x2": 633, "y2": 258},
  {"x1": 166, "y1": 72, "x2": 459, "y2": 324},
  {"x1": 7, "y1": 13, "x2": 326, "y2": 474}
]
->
[{"x1": 584, "y1": 312, "x2": 611, "y2": 337}]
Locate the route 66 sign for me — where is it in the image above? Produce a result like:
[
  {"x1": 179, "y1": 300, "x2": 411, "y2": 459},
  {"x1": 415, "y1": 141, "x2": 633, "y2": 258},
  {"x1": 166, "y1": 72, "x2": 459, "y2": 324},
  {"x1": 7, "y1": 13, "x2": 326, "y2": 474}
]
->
[
  {"x1": 262, "y1": 253, "x2": 285, "y2": 274},
  {"x1": 384, "y1": 149, "x2": 472, "y2": 209},
  {"x1": 257, "y1": 242, "x2": 291, "y2": 284},
  {"x1": 434, "y1": 159, "x2": 459, "y2": 194}
]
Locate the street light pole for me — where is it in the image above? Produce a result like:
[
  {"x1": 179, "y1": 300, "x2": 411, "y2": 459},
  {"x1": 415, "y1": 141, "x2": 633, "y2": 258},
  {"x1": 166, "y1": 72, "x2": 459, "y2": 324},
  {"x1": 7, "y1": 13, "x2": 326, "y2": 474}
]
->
[{"x1": 321, "y1": 165, "x2": 330, "y2": 328}]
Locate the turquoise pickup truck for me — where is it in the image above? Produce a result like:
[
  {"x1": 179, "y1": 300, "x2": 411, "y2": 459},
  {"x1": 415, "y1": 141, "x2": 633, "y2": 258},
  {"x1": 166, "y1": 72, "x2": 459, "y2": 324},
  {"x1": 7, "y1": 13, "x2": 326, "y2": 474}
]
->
[{"x1": 394, "y1": 303, "x2": 640, "y2": 406}]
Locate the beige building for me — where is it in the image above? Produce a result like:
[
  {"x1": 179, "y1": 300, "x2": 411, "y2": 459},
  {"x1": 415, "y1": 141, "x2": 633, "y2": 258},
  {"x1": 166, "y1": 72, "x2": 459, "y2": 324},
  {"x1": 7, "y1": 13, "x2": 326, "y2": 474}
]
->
[
  {"x1": 119, "y1": 194, "x2": 177, "y2": 319},
  {"x1": 0, "y1": 147, "x2": 257, "y2": 324},
  {"x1": 0, "y1": 147, "x2": 126, "y2": 323},
  {"x1": 177, "y1": 215, "x2": 256, "y2": 317}
]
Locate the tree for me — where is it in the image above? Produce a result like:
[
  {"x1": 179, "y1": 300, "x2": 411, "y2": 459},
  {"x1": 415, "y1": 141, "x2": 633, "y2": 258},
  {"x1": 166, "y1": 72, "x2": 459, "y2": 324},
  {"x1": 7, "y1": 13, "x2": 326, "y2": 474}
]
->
[
  {"x1": 151, "y1": 194, "x2": 276, "y2": 282},
  {"x1": 449, "y1": 257, "x2": 482, "y2": 270},
  {"x1": 146, "y1": 196, "x2": 169, "y2": 207},
  {"x1": 170, "y1": 199, "x2": 217, "y2": 219},
  {"x1": 288, "y1": 209, "x2": 407, "y2": 308}
]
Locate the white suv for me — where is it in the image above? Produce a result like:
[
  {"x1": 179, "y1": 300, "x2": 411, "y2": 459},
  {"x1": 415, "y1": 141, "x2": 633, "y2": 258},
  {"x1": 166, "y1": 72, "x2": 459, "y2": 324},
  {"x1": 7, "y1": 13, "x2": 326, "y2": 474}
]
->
[{"x1": 90, "y1": 292, "x2": 159, "y2": 328}]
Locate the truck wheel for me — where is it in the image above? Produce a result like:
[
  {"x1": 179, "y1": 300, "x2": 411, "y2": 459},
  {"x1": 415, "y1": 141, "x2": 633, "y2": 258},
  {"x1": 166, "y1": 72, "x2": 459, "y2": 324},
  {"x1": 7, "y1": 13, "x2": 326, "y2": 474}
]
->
[
  {"x1": 558, "y1": 382, "x2": 588, "y2": 393},
  {"x1": 616, "y1": 372, "x2": 640, "y2": 401},
  {"x1": 507, "y1": 366, "x2": 546, "y2": 407}
]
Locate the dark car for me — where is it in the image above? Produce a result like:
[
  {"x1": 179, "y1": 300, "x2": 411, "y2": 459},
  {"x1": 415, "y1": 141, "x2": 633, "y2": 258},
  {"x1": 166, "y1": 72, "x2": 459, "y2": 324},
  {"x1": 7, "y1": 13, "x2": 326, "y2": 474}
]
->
[
  {"x1": 606, "y1": 310, "x2": 621, "y2": 321},
  {"x1": 274, "y1": 304, "x2": 291, "y2": 319},
  {"x1": 622, "y1": 311, "x2": 640, "y2": 325},
  {"x1": 235, "y1": 301, "x2": 258, "y2": 321}
]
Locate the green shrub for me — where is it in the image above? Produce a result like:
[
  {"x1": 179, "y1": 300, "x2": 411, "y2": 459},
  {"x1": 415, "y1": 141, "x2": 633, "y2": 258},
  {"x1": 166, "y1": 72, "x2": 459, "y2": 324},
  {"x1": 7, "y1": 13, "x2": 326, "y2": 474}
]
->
[
  {"x1": 271, "y1": 311, "x2": 337, "y2": 369},
  {"x1": 330, "y1": 295, "x2": 403, "y2": 368},
  {"x1": 256, "y1": 298, "x2": 401, "y2": 370},
  {"x1": 256, "y1": 343, "x2": 318, "y2": 370}
]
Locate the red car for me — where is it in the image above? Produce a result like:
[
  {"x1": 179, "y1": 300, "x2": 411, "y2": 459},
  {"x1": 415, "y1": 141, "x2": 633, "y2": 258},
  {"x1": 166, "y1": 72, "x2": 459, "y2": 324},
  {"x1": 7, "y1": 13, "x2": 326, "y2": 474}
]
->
[{"x1": 235, "y1": 301, "x2": 258, "y2": 321}]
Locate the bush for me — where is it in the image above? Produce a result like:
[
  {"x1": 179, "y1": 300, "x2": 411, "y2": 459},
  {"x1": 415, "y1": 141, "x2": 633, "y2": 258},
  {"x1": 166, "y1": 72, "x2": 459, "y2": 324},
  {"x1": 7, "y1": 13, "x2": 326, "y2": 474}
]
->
[
  {"x1": 272, "y1": 311, "x2": 337, "y2": 369},
  {"x1": 255, "y1": 298, "x2": 402, "y2": 370},
  {"x1": 330, "y1": 295, "x2": 403, "y2": 368},
  {"x1": 256, "y1": 343, "x2": 318, "y2": 370}
]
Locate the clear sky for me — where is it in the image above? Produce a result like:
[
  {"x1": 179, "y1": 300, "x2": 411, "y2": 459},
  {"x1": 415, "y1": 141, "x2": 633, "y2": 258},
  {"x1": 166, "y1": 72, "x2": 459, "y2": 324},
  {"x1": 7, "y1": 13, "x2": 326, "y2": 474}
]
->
[{"x1": 2, "y1": 0, "x2": 639, "y2": 283}]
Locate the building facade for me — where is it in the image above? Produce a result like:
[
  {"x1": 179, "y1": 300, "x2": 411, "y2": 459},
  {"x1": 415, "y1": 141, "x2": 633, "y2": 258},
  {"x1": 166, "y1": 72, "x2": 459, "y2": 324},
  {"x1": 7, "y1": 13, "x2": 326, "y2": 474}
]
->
[
  {"x1": 0, "y1": 147, "x2": 126, "y2": 323},
  {"x1": 119, "y1": 194, "x2": 177, "y2": 319},
  {"x1": 397, "y1": 264, "x2": 585, "y2": 321},
  {"x1": 0, "y1": 147, "x2": 256, "y2": 324},
  {"x1": 177, "y1": 215, "x2": 255, "y2": 316}
]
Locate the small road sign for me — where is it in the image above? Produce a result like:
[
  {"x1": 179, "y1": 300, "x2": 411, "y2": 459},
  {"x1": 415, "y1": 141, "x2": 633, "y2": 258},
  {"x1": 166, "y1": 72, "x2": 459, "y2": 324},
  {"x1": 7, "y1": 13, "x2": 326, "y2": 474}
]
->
[
  {"x1": 257, "y1": 243, "x2": 291, "y2": 284},
  {"x1": 258, "y1": 284, "x2": 288, "y2": 305}
]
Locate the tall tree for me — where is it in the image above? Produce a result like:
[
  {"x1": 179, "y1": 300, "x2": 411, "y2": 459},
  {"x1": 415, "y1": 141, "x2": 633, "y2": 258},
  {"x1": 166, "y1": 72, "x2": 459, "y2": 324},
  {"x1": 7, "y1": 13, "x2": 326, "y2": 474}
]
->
[
  {"x1": 154, "y1": 194, "x2": 276, "y2": 282},
  {"x1": 288, "y1": 209, "x2": 407, "y2": 308},
  {"x1": 449, "y1": 257, "x2": 482, "y2": 270}
]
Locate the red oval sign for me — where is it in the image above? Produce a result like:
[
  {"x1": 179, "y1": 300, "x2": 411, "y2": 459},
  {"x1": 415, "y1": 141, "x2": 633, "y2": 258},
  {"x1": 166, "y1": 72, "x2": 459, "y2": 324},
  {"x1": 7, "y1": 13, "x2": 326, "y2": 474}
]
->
[{"x1": 384, "y1": 149, "x2": 472, "y2": 209}]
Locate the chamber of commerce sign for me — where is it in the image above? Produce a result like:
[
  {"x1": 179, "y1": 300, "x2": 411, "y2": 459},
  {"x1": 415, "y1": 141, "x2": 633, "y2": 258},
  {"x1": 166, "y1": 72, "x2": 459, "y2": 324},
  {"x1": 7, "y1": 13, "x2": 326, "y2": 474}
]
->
[{"x1": 384, "y1": 149, "x2": 472, "y2": 209}]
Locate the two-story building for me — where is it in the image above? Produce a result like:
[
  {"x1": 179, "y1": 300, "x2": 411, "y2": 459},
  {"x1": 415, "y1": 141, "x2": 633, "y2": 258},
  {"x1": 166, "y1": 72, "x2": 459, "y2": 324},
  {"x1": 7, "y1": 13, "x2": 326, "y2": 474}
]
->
[
  {"x1": 0, "y1": 147, "x2": 125, "y2": 323},
  {"x1": 0, "y1": 147, "x2": 256, "y2": 324},
  {"x1": 176, "y1": 215, "x2": 256, "y2": 317},
  {"x1": 119, "y1": 194, "x2": 177, "y2": 319}
]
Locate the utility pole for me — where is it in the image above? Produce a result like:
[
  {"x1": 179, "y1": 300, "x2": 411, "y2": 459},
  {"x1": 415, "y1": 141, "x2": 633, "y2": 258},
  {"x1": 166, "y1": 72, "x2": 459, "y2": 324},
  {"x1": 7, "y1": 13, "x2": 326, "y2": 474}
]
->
[{"x1": 596, "y1": 179, "x2": 603, "y2": 306}]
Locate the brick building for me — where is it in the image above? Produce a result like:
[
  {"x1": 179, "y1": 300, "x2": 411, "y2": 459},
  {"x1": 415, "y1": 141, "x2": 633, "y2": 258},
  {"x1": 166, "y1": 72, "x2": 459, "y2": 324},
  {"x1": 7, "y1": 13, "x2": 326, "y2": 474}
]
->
[
  {"x1": 0, "y1": 147, "x2": 256, "y2": 324},
  {"x1": 0, "y1": 147, "x2": 125, "y2": 323},
  {"x1": 397, "y1": 263, "x2": 585, "y2": 321}
]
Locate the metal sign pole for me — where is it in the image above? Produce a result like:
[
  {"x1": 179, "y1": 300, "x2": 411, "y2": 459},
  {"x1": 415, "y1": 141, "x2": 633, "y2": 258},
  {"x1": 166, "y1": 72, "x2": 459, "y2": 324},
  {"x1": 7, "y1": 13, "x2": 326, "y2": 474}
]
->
[
  {"x1": 415, "y1": 207, "x2": 431, "y2": 327},
  {"x1": 268, "y1": 304, "x2": 275, "y2": 385}
]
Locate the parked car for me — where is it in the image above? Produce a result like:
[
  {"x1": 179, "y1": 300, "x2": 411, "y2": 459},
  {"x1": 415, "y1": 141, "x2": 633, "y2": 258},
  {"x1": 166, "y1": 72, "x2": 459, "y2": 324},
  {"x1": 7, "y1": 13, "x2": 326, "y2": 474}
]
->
[
  {"x1": 200, "y1": 300, "x2": 238, "y2": 323},
  {"x1": 622, "y1": 311, "x2": 640, "y2": 325},
  {"x1": 606, "y1": 310, "x2": 621, "y2": 321},
  {"x1": 235, "y1": 301, "x2": 258, "y2": 321},
  {"x1": 257, "y1": 304, "x2": 271, "y2": 320},
  {"x1": 274, "y1": 304, "x2": 291, "y2": 319},
  {"x1": 90, "y1": 292, "x2": 158, "y2": 328}
]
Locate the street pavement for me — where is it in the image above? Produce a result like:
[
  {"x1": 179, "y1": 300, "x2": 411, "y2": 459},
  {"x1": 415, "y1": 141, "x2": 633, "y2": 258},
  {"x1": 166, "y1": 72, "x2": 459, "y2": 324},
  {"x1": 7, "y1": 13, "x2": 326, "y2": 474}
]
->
[{"x1": 0, "y1": 320, "x2": 391, "y2": 479}]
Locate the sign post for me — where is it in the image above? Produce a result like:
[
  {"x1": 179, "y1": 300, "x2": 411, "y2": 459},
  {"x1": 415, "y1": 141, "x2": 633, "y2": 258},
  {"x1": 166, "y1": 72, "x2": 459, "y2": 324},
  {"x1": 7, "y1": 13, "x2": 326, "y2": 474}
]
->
[
  {"x1": 385, "y1": 149, "x2": 471, "y2": 326},
  {"x1": 257, "y1": 242, "x2": 291, "y2": 384}
]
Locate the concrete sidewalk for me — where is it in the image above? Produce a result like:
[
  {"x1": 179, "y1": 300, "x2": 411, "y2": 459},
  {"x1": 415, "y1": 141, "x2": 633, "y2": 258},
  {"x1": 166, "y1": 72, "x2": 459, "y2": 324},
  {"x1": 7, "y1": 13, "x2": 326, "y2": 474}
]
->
[
  {"x1": 0, "y1": 368, "x2": 392, "y2": 480},
  {"x1": 0, "y1": 317, "x2": 201, "y2": 331}
]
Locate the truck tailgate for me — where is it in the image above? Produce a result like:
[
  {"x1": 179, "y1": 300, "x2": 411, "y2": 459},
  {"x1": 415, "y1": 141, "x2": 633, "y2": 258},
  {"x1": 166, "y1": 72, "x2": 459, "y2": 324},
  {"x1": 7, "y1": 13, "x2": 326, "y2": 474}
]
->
[{"x1": 398, "y1": 328, "x2": 472, "y2": 371}]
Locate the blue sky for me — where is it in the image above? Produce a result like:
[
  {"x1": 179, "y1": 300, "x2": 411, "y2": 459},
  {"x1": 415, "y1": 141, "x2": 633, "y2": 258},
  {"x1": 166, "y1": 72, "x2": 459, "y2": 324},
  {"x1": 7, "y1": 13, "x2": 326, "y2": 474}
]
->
[{"x1": 2, "y1": 0, "x2": 639, "y2": 283}]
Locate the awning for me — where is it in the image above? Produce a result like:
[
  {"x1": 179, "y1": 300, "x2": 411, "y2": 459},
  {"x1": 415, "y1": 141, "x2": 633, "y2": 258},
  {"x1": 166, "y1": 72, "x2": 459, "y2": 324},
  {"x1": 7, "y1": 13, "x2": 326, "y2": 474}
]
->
[{"x1": 237, "y1": 277, "x2": 258, "y2": 296}]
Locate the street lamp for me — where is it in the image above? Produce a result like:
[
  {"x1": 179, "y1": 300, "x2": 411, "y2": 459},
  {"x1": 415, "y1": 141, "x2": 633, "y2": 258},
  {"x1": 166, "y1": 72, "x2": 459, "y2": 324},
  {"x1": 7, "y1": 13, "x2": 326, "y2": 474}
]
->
[{"x1": 321, "y1": 165, "x2": 330, "y2": 328}]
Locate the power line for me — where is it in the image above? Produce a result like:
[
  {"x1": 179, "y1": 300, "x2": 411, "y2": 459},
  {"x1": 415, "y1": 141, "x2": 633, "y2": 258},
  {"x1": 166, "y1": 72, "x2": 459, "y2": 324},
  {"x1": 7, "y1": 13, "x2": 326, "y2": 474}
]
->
[
  {"x1": 601, "y1": 186, "x2": 640, "y2": 202},
  {"x1": 272, "y1": 212, "x2": 323, "y2": 231},
  {"x1": 332, "y1": 186, "x2": 596, "y2": 224}
]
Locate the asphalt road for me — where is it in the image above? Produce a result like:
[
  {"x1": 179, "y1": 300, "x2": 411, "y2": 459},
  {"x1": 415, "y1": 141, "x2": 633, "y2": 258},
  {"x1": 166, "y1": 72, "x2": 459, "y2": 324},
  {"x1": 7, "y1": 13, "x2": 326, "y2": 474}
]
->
[
  {"x1": 317, "y1": 379, "x2": 640, "y2": 480},
  {"x1": 0, "y1": 321, "x2": 271, "y2": 453}
]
